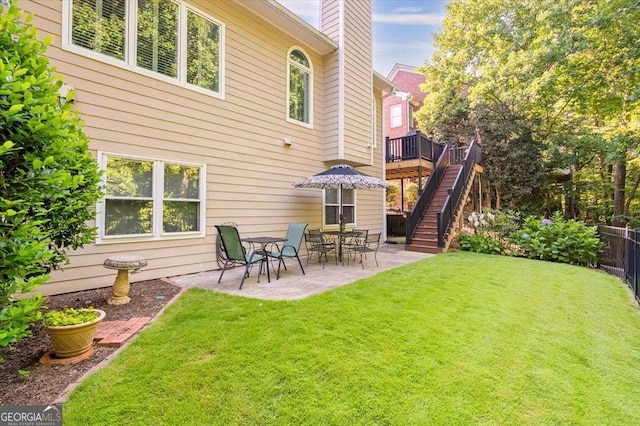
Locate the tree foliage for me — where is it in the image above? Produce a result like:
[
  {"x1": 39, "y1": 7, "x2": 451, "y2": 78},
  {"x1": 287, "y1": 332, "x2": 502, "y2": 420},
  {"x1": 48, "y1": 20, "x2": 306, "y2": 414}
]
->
[
  {"x1": 405, "y1": 182, "x2": 419, "y2": 208},
  {"x1": 385, "y1": 182, "x2": 399, "y2": 209},
  {"x1": 0, "y1": 3, "x2": 102, "y2": 357},
  {"x1": 417, "y1": 0, "x2": 640, "y2": 223}
]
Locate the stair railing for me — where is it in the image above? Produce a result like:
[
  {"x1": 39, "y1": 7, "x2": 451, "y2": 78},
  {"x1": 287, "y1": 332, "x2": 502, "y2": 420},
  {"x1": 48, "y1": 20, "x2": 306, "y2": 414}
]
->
[
  {"x1": 406, "y1": 143, "x2": 450, "y2": 243},
  {"x1": 436, "y1": 140, "x2": 481, "y2": 247}
]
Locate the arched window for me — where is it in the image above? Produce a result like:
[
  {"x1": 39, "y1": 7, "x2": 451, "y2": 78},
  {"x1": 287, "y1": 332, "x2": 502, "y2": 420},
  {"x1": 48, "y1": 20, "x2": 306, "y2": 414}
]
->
[{"x1": 287, "y1": 48, "x2": 312, "y2": 125}]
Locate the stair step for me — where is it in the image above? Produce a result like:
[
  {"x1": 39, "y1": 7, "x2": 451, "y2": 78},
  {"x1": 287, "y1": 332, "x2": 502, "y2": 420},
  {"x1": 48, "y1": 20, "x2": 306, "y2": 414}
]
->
[
  {"x1": 405, "y1": 245, "x2": 441, "y2": 254},
  {"x1": 410, "y1": 237, "x2": 439, "y2": 245},
  {"x1": 417, "y1": 227, "x2": 437, "y2": 233},
  {"x1": 403, "y1": 160, "x2": 477, "y2": 256}
]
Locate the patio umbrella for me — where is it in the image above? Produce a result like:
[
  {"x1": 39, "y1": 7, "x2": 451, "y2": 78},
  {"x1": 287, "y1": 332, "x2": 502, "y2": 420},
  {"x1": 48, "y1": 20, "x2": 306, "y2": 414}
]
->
[{"x1": 293, "y1": 164, "x2": 390, "y2": 232}]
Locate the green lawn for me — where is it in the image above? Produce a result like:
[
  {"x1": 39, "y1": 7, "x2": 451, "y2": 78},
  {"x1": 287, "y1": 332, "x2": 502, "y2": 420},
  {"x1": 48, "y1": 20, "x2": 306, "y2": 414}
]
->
[{"x1": 64, "y1": 252, "x2": 640, "y2": 425}]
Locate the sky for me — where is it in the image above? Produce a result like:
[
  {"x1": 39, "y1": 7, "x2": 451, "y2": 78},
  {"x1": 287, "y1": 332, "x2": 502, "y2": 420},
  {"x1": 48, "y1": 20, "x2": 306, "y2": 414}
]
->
[{"x1": 275, "y1": 0, "x2": 449, "y2": 77}]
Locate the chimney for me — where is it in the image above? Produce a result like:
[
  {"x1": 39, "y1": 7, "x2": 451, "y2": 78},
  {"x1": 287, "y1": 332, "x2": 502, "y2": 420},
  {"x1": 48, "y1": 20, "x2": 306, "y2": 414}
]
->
[{"x1": 320, "y1": 0, "x2": 374, "y2": 165}]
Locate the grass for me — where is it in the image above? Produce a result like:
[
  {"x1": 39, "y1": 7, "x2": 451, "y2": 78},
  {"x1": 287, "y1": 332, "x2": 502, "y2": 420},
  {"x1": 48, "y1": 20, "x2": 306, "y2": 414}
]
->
[{"x1": 63, "y1": 252, "x2": 640, "y2": 425}]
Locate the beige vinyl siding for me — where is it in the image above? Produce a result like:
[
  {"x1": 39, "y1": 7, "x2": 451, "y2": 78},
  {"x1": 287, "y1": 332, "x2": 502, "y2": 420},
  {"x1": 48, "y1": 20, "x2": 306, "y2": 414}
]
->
[
  {"x1": 25, "y1": 0, "x2": 337, "y2": 294},
  {"x1": 320, "y1": 0, "x2": 341, "y2": 161},
  {"x1": 322, "y1": 51, "x2": 340, "y2": 160},
  {"x1": 320, "y1": 0, "x2": 340, "y2": 41},
  {"x1": 352, "y1": 92, "x2": 385, "y2": 235},
  {"x1": 341, "y1": 0, "x2": 373, "y2": 165}
]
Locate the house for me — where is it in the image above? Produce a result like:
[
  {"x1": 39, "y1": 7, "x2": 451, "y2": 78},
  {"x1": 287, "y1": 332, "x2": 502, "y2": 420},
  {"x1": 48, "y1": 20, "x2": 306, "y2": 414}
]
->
[
  {"x1": 22, "y1": 0, "x2": 395, "y2": 295},
  {"x1": 383, "y1": 64, "x2": 425, "y2": 141},
  {"x1": 382, "y1": 64, "x2": 483, "y2": 253}
]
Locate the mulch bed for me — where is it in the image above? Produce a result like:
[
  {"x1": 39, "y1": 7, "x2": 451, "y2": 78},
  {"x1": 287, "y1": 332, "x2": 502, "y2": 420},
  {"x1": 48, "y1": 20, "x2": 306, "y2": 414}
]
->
[{"x1": 0, "y1": 279, "x2": 182, "y2": 406}]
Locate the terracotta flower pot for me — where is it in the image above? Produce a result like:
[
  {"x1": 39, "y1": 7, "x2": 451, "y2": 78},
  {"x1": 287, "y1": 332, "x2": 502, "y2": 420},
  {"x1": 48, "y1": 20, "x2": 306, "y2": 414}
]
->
[{"x1": 46, "y1": 309, "x2": 106, "y2": 358}]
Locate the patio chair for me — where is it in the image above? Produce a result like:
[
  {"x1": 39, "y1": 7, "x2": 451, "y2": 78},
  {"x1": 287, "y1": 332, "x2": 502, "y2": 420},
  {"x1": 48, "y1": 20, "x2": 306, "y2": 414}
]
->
[
  {"x1": 215, "y1": 221, "x2": 238, "y2": 269},
  {"x1": 341, "y1": 229, "x2": 368, "y2": 264},
  {"x1": 347, "y1": 232, "x2": 381, "y2": 269},
  {"x1": 267, "y1": 222, "x2": 307, "y2": 279},
  {"x1": 304, "y1": 229, "x2": 337, "y2": 268},
  {"x1": 215, "y1": 225, "x2": 265, "y2": 289}
]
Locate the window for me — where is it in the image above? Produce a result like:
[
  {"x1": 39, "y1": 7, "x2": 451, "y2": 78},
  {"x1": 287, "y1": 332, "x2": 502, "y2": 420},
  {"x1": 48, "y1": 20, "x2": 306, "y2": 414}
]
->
[
  {"x1": 324, "y1": 188, "x2": 355, "y2": 227},
  {"x1": 67, "y1": 0, "x2": 224, "y2": 96},
  {"x1": 136, "y1": 0, "x2": 179, "y2": 78},
  {"x1": 287, "y1": 48, "x2": 312, "y2": 126},
  {"x1": 71, "y1": 0, "x2": 126, "y2": 61},
  {"x1": 100, "y1": 154, "x2": 205, "y2": 240},
  {"x1": 390, "y1": 104, "x2": 402, "y2": 128}
]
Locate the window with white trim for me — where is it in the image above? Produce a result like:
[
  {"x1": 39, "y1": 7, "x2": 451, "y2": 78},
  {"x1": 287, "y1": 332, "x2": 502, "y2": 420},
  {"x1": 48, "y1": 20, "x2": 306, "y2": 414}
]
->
[
  {"x1": 100, "y1": 154, "x2": 205, "y2": 239},
  {"x1": 67, "y1": 0, "x2": 223, "y2": 95},
  {"x1": 390, "y1": 104, "x2": 402, "y2": 128},
  {"x1": 324, "y1": 188, "x2": 355, "y2": 227},
  {"x1": 287, "y1": 48, "x2": 312, "y2": 125}
]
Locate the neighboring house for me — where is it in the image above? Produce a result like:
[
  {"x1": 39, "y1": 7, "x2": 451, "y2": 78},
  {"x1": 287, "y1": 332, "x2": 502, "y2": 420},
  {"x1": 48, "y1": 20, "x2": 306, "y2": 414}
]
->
[
  {"x1": 383, "y1": 64, "x2": 425, "y2": 141},
  {"x1": 23, "y1": 0, "x2": 395, "y2": 295}
]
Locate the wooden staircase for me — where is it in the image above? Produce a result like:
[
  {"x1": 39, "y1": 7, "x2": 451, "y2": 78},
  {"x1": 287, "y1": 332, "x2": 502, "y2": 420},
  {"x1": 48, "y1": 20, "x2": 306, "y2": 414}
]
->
[{"x1": 405, "y1": 165, "x2": 462, "y2": 254}]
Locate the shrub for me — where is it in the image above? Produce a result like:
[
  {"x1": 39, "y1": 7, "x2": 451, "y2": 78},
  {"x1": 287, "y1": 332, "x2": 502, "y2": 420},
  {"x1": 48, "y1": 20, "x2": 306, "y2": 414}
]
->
[
  {"x1": 510, "y1": 212, "x2": 603, "y2": 266},
  {"x1": 483, "y1": 208, "x2": 521, "y2": 239},
  {"x1": 458, "y1": 211, "x2": 508, "y2": 255},
  {"x1": 0, "y1": 3, "x2": 102, "y2": 360},
  {"x1": 43, "y1": 308, "x2": 99, "y2": 327},
  {"x1": 458, "y1": 233, "x2": 506, "y2": 255}
]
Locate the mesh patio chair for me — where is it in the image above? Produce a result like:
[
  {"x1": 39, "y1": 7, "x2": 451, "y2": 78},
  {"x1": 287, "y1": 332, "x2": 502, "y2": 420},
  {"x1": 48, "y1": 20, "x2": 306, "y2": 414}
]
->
[
  {"x1": 215, "y1": 225, "x2": 264, "y2": 289},
  {"x1": 215, "y1": 221, "x2": 238, "y2": 269},
  {"x1": 267, "y1": 223, "x2": 307, "y2": 279},
  {"x1": 304, "y1": 229, "x2": 337, "y2": 268},
  {"x1": 347, "y1": 232, "x2": 381, "y2": 269}
]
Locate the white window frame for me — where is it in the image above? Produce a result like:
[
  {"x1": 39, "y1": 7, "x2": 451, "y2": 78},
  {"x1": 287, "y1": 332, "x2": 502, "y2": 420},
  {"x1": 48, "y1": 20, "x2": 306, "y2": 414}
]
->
[
  {"x1": 286, "y1": 46, "x2": 313, "y2": 128},
  {"x1": 322, "y1": 188, "x2": 356, "y2": 229},
  {"x1": 97, "y1": 152, "x2": 206, "y2": 243},
  {"x1": 62, "y1": 0, "x2": 225, "y2": 99},
  {"x1": 390, "y1": 104, "x2": 402, "y2": 128}
]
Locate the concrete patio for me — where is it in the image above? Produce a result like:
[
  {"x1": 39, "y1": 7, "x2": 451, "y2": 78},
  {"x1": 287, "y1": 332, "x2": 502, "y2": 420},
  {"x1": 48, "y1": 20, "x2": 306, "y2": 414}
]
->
[{"x1": 167, "y1": 243, "x2": 434, "y2": 300}]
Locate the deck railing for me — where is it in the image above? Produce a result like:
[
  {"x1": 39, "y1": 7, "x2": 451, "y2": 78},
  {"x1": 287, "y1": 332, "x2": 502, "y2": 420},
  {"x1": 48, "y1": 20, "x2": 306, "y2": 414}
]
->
[
  {"x1": 405, "y1": 143, "x2": 450, "y2": 243},
  {"x1": 386, "y1": 131, "x2": 445, "y2": 163},
  {"x1": 436, "y1": 140, "x2": 481, "y2": 247}
]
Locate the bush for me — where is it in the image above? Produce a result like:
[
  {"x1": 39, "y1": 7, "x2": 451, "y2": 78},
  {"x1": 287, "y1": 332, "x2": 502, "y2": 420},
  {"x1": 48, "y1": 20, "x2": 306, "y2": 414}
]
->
[
  {"x1": 0, "y1": 3, "x2": 102, "y2": 359},
  {"x1": 483, "y1": 208, "x2": 521, "y2": 239},
  {"x1": 510, "y1": 212, "x2": 603, "y2": 266},
  {"x1": 458, "y1": 211, "x2": 508, "y2": 255},
  {"x1": 458, "y1": 233, "x2": 506, "y2": 255}
]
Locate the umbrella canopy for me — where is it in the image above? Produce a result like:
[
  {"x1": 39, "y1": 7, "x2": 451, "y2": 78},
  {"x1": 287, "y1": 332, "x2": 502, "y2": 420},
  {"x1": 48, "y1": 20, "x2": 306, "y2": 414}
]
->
[
  {"x1": 293, "y1": 164, "x2": 390, "y2": 232},
  {"x1": 293, "y1": 164, "x2": 390, "y2": 190}
]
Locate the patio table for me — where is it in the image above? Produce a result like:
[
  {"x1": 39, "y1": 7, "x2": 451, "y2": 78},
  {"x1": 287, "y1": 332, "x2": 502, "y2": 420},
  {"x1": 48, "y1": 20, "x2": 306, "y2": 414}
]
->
[
  {"x1": 241, "y1": 237, "x2": 287, "y2": 283},
  {"x1": 321, "y1": 230, "x2": 360, "y2": 263}
]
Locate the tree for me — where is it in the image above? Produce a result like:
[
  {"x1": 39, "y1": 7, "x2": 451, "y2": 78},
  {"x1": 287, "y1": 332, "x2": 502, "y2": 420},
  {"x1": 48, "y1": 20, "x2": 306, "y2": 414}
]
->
[
  {"x1": 0, "y1": 2, "x2": 102, "y2": 358},
  {"x1": 405, "y1": 182, "x2": 419, "y2": 208},
  {"x1": 385, "y1": 182, "x2": 399, "y2": 209},
  {"x1": 416, "y1": 0, "x2": 639, "y2": 222}
]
